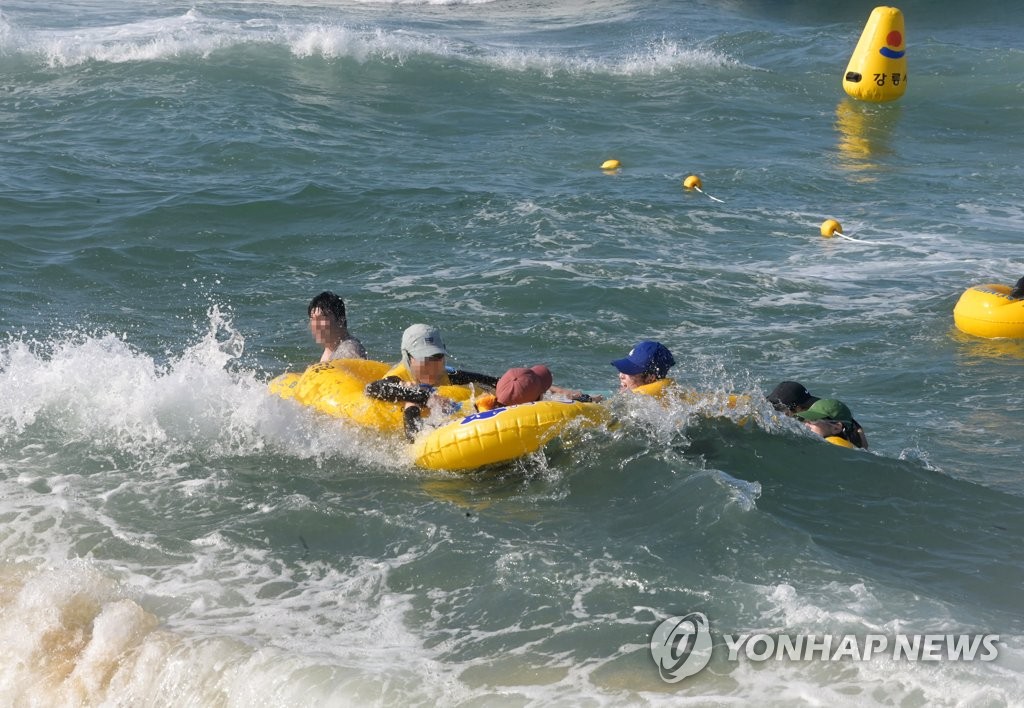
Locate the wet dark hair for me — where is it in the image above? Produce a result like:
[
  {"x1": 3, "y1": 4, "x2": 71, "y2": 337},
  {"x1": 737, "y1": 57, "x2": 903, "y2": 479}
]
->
[
  {"x1": 840, "y1": 421, "x2": 868, "y2": 449},
  {"x1": 307, "y1": 291, "x2": 347, "y2": 328}
]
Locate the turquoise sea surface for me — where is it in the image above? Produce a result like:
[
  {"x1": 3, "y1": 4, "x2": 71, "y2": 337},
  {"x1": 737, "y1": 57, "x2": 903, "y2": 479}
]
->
[{"x1": 1, "y1": 0, "x2": 1022, "y2": 704}]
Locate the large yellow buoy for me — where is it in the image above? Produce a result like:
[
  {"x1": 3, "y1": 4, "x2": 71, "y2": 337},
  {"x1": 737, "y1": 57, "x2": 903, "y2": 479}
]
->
[
  {"x1": 601, "y1": 159, "x2": 621, "y2": 170},
  {"x1": 843, "y1": 6, "x2": 907, "y2": 102}
]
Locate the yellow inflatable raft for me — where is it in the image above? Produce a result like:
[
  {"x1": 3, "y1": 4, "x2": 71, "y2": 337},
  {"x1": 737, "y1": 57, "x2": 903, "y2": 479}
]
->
[
  {"x1": 953, "y1": 284, "x2": 1024, "y2": 339},
  {"x1": 269, "y1": 359, "x2": 475, "y2": 433},
  {"x1": 411, "y1": 400, "x2": 608, "y2": 471}
]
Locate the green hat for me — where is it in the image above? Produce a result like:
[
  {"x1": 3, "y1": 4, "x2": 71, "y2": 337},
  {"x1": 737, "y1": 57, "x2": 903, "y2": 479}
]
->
[{"x1": 796, "y1": 398, "x2": 853, "y2": 423}]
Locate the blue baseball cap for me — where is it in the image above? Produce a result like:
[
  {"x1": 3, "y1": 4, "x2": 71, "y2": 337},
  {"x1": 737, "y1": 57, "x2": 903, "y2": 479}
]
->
[{"x1": 611, "y1": 341, "x2": 676, "y2": 378}]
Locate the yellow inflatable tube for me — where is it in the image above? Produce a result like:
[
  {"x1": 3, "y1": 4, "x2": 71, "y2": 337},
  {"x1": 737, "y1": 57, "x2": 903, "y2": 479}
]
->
[
  {"x1": 825, "y1": 435, "x2": 857, "y2": 449},
  {"x1": 632, "y1": 378, "x2": 750, "y2": 412},
  {"x1": 953, "y1": 284, "x2": 1024, "y2": 339},
  {"x1": 269, "y1": 359, "x2": 474, "y2": 433},
  {"x1": 412, "y1": 400, "x2": 608, "y2": 471},
  {"x1": 630, "y1": 379, "x2": 675, "y2": 398}
]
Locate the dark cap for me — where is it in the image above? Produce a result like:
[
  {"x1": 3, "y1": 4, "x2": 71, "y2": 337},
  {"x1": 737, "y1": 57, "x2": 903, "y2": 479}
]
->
[{"x1": 767, "y1": 381, "x2": 819, "y2": 411}]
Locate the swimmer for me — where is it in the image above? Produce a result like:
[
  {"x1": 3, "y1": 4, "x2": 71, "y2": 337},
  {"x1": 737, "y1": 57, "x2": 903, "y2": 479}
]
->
[
  {"x1": 475, "y1": 365, "x2": 599, "y2": 412},
  {"x1": 796, "y1": 398, "x2": 867, "y2": 449},
  {"x1": 365, "y1": 324, "x2": 497, "y2": 440},
  {"x1": 1010, "y1": 276, "x2": 1024, "y2": 299},
  {"x1": 767, "y1": 381, "x2": 868, "y2": 448},
  {"x1": 308, "y1": 291, "x2": 367, "y2": 362},
  {"x1": 475, "y1": 366, "x2": 553, "y2": 411},
  {"x1": 610, "y1": 341, "x2": 676, "y2": 392},
  {"x1": 767, "y1": 381, "x2": 818, "y2": 414}
]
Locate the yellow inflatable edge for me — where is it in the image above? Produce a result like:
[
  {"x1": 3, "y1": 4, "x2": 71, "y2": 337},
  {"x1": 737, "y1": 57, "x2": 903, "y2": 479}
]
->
[
  {"x1": 269, "y1": 359, "x2": 478, "y2": 433},
  {"x1": 632, "y1": 378, "x2": 750, "y2": 412},
  {"x1": 412, "y1": 400, "x2": 608, "y2": 472},
  {"x1": 825, "y1": 435, "x2": 857, "y2": 449}
]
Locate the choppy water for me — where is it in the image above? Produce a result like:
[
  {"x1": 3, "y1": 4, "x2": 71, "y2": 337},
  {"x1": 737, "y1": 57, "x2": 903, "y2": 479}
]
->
[{"x1": 1, "y1": 0, "x2": 1023, "y2": 704}]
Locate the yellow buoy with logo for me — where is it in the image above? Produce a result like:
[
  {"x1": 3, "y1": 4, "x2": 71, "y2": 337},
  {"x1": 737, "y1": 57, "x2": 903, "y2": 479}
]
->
[{"x1": 843, "y1": 6, "x2": 907, "y2": 102}]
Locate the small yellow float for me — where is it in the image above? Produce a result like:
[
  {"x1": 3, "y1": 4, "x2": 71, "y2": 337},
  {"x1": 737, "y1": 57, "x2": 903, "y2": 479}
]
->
[
  {"x1": 269, "y1": 359, "x2": 475, "y2": 433},
  {"x1": 953, "y1": 284, "x2": 1024, "y2": 339},
  {"x1": 411, "y1": 400, "x2": 608, "y2": 472}
]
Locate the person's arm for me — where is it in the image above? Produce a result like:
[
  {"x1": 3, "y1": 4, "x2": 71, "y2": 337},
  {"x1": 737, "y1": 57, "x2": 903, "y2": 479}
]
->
[
  {"x1": 549, "y1": 384, "x2": 603, "y2": 403},
  {"x1": 402, "y1": 404, "x2": 423, "y2": 442},
  {"x1": 448, "y1": 369, "x2": 498, "y2": 388},
  {"x1": 365, "y1": 377, "x2": 431, "y2": 405}
]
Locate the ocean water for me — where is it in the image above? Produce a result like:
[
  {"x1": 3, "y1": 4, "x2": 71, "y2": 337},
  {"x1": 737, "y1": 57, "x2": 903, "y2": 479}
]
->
[{"x1": 1, "y1": 0, "x2": 1023, "y2": 704}]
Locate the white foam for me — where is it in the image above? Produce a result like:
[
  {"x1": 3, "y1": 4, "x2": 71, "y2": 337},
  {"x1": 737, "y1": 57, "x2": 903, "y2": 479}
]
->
[
  {"x1": 0, "y1": 560, "x2": 474, "y2": 705},
  {"x1": 483, "y1": 38, "x2": 737, "y2": 77},
  {"x1": 286, "y1": 23, "x2": 458, "y2": 62},
  {"x1": 347, "y1": 0, "x2": 499, "y2": 6},
  {"x1": 703, "y1": 581, "x2": 1024, "y2": 706},
  {"x1": 2, "y1": 8, "x2": 738, "y2": 77},
  {"x1": 0, "y1": 306, "x2": 399, "y2": 468}
]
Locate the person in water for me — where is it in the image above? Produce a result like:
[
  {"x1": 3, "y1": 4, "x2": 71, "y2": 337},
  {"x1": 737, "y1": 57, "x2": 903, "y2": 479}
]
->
[
  {"x1": 474, "y1": 365, "x2": 597, "y2": 411},
  {"x1": 308, "y1": 291, "x2": 367, "y2": 362},
  {"x1": 365, "y1": 323, "x2": 498, "y2": 440},
  {"x1": 475, "y1": 366, "x2": 554, "y2": 411},
  {"x1": 1009, "y1": 276, "x2": 1024, "y2": 299},
  {"x1": 796, "y1": 398, "x2": 867, "y2": 449},
  {"x1": 766, "y1": 380, "x2": 818, "y2": 414},
  {"x1": 610, "y1": 341, "x2": 676, "y2": 392},
  {"x1": 768, "y1": 382, "x2": 868, "y2": 449}
]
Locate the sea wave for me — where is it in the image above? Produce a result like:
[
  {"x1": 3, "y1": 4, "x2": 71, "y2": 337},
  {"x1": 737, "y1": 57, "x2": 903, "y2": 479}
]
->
[
  {"x1": 0, "y1": 306, "x2": 390, "y2": 467},
  {"x1": 0, "y1": 8, "x2": 737, "y2": 75}
]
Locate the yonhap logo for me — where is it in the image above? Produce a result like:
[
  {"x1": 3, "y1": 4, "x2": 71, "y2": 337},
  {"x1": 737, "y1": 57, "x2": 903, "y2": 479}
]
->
[
  {"x1": 648, "y1": 611, "x2": 1000, "y2": 684},
  {"x1": 650, "y1": 612, "x2": 714, "y2": 682}
]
